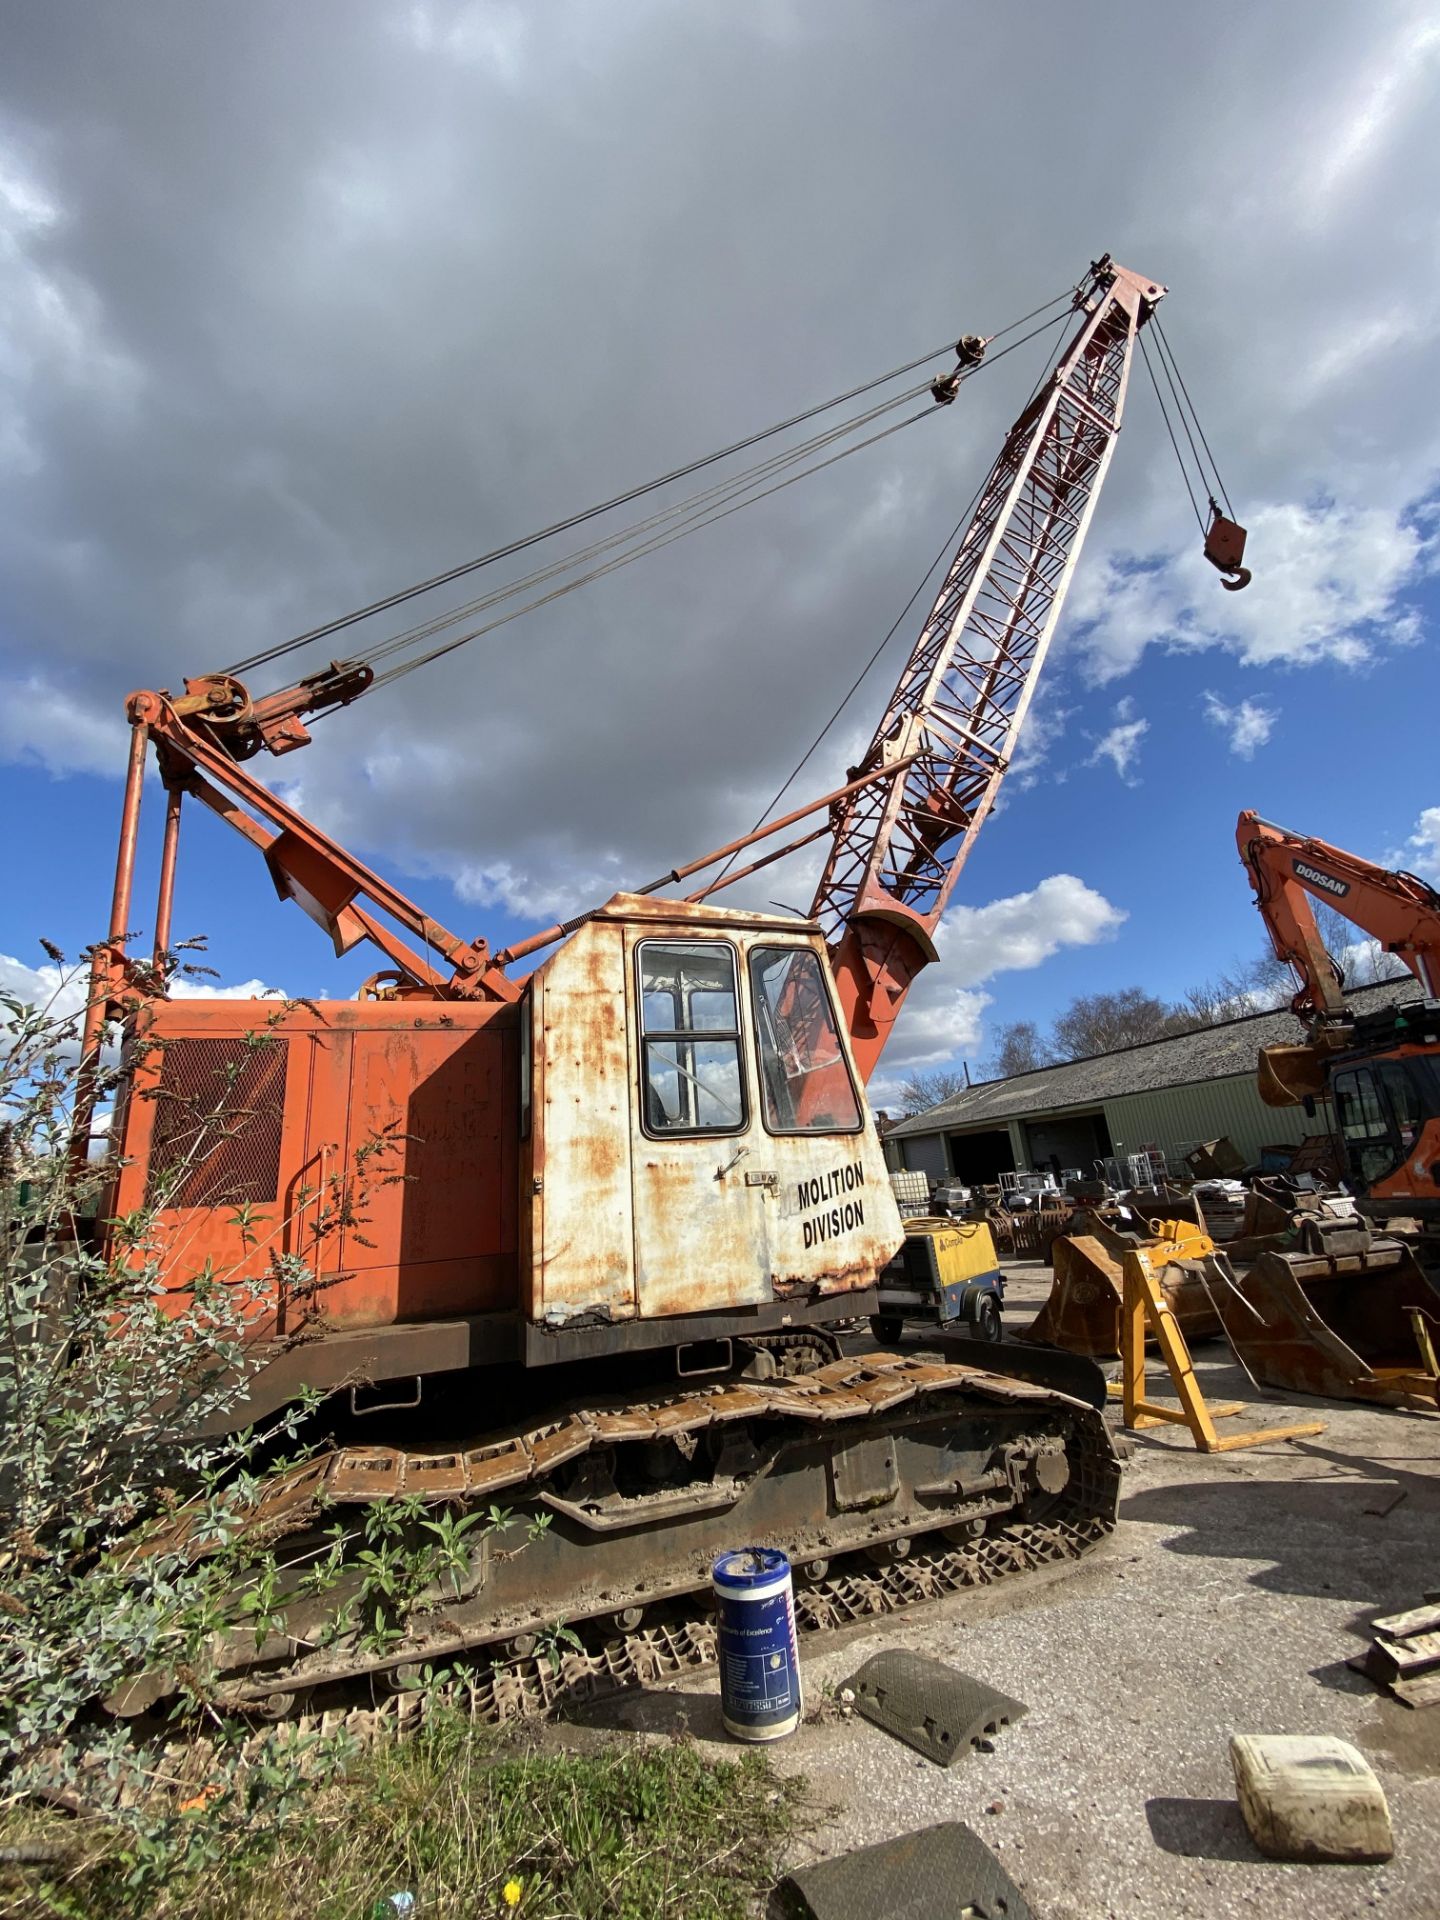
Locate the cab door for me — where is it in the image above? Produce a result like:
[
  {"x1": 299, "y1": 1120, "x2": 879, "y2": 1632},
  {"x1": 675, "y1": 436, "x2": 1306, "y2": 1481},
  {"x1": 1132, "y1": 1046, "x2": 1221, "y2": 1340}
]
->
[{"x1": 627, "y1": 935, "x2": 772, "y2": 1318}]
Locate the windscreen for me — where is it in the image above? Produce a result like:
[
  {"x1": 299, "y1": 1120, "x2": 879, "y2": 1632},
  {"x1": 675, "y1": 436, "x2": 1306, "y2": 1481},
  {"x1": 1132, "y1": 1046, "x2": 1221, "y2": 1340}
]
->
[{"x1": 748, "y1": 946, "x2": 861, "y2": 1134}]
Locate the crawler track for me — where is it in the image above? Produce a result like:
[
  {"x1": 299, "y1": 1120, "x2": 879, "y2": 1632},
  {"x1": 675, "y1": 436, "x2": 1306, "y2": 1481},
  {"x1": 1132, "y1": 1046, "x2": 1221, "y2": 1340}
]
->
[{"x1": 133, "y1": 1350, "x2": 1121, "y2": 1737}]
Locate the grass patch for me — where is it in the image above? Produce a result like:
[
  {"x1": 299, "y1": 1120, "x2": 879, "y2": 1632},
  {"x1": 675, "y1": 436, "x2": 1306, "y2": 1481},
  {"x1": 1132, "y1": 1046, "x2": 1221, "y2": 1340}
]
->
[{"x1": 1, "y1": 1714, "x2": 811, "y2": 1919}]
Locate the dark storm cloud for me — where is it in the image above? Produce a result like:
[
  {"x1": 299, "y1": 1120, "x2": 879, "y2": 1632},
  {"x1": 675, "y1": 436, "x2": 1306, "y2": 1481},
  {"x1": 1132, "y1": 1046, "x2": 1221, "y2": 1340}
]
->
[{"x1": 1, "y1": 0, "x2": 1438, "y2": 933}]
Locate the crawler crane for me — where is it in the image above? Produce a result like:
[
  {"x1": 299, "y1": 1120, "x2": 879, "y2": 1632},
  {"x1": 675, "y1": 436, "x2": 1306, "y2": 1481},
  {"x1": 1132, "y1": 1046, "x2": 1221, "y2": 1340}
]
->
[{"x1": 85, "y1": 257, "x2": 1245, "y2": 1717}]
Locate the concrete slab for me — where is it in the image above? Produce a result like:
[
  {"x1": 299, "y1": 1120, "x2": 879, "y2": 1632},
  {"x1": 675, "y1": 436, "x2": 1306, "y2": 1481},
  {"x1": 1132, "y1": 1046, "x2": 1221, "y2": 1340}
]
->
[{"x1": 577, "y1": 1258, "x2": 1440, "y2": 1918}]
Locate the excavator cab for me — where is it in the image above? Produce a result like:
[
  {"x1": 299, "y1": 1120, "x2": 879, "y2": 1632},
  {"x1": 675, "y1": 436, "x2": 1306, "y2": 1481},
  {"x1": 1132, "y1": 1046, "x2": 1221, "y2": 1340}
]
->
[{"x1": 1328, "y1": 1035, "x2": 1440, "y2": 1224}]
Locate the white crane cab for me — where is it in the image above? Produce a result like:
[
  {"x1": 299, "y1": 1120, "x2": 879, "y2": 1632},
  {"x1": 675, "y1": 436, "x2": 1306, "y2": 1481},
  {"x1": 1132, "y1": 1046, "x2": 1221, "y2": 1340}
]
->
[{"x1": 522, "y1": 894, "x2": 902, "y2": 1353}]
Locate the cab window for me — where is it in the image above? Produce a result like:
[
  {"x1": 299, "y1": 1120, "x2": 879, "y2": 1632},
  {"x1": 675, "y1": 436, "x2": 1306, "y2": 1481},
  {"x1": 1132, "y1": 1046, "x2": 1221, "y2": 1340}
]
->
[
  {"x1": 748, "y1": 945, "x2": 861, "y2": 1134},
  {"x1": 637, "y1": 941, "x2": 746, "y2": 1136},
  {"x1": 1333, "y1": 1067, "x2": 1398, "y2": 1187},
  {"x1": 1377, "y1": 1060, "x2": 1423, "y2": 1151}
]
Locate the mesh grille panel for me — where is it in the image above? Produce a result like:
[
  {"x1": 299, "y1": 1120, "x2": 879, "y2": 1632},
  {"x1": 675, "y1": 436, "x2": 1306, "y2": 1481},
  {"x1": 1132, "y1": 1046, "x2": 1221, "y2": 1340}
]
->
[{"x1": 145, "y1": 1036, "x2": 289, "y2": 1210}]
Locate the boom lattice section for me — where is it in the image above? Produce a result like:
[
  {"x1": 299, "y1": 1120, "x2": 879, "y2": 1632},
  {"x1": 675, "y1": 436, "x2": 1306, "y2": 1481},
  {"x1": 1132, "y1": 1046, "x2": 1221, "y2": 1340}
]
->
[{"x1": 813, "y1": 259, "x2": 1160, "y2": 954}]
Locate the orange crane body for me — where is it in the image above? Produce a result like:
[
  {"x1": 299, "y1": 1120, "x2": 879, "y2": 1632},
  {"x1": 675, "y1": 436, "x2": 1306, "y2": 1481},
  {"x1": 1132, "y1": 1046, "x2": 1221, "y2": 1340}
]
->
[
  {"x1": 63, "y1": 257, "x2": 1270, "y2": 1713},
  {"x1": 88, "y1": 258, "x2": 1188, "y2": 1417}
]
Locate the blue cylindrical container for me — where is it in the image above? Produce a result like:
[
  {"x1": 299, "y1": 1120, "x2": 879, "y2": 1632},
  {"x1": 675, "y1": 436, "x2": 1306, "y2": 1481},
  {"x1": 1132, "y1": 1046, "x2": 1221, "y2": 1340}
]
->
[{"x1": 712, "y1": 1546, "x2": 802, "y2": 1741}]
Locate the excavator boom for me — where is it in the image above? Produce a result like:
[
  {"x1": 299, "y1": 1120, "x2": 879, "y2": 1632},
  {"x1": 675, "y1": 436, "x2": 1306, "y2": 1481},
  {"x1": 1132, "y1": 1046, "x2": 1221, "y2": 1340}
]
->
[
  {"x1": 1237, "y1": 811, "x2": 1440, "y2": 1025},
  {"x1": 1237, "y1": 809, "x2": 1440, "y2": 1229}
]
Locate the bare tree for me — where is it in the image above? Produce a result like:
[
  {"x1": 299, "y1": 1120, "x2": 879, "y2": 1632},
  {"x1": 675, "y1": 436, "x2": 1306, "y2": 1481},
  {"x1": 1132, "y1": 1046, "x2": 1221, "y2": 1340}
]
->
[
  {"x1": 1180, "y1": 955, "x2": 1291, "y2": 1025},
  {"x1": 897, "y1": 1068, "x2": 969, "y2": 1116},
  {"x1": 983, "y1": 1019, "x2": 1055, "y2": 1080},
  {"x1": 1051, "y1": 987, "x2": 1193, "y2": 1059},
  {"x1": 1307, "y1": 901, "x2": 1410, "y2": 987}
]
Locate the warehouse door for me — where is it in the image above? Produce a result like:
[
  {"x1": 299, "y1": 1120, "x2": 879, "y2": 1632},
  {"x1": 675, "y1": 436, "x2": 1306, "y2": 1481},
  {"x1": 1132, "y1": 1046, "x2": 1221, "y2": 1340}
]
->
[
  {"x1": 946, "y1": 1128, "x2": 1015, "y2": 1185},
  {"x1": 1021, "y1": 1111, "x2": 1111, "y2": 1180}
]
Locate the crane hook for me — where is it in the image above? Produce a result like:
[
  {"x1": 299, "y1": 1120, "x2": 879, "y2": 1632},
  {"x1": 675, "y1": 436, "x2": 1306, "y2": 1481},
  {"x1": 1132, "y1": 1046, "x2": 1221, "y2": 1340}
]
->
[{"x1": 1202, "y1": 500, "x2": 1251, "y2": 591}]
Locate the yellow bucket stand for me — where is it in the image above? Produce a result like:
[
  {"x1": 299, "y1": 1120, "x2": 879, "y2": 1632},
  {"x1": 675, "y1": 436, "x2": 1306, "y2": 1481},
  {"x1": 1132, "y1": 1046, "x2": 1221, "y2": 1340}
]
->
[{"x1": 1117, "y1": 1246, "x2": 1325, "y2": 1453}]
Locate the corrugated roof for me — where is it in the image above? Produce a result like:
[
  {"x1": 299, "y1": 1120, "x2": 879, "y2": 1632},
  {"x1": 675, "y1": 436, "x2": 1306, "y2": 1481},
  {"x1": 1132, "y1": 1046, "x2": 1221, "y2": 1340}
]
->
[{"x1": 887, "y1": 978, "x2": 1420, "y2": 1137}]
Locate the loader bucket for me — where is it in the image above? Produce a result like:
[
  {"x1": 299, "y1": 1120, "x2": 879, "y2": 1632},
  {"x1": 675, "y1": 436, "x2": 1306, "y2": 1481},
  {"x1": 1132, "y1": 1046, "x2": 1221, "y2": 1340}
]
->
[
  {"x1": 1257, "y1": 1042, "x2": 1328, "y2": 1107},
  {"x1": 1206, "y1": 1241, "x2": 1440, "y2": 1412},
  {"x1": 1022, "y1": 1221, "x2": 1220, "y2": 1357}
]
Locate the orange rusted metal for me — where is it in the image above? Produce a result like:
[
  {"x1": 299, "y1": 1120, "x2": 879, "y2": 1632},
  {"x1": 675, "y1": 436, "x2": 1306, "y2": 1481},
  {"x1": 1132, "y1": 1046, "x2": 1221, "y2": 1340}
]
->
[
  {"x1": 109, "y1": 889, "x2": 901, "y2": 1354},
  {"x1": 110, "y1": 995, "x2": 521, "y2": 1334},
  {"x1": 1204, "y1": 1243, "x2": 1440, "y2": 1413},
  {"x1": 1202, "y1": 504, "x2": 1251, "y2": 590}
]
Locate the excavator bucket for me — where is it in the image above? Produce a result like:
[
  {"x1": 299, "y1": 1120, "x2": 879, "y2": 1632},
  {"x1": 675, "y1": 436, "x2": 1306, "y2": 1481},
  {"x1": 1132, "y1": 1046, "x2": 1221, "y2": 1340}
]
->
[
  {"x1": 1022, "y1": 1220, "x2": 1219, "y2": 1357},
  {"x1": 1204, "y1": 1237, "x2": 1440, "y2": 1412},
  {"x1": 1257, "y1": 1041, "x2": 1329, "y2": 1107}
]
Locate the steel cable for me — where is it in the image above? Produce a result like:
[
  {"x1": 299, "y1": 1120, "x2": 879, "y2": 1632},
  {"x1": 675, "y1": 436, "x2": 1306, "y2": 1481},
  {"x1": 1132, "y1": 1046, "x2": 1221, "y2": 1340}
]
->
[
  {"x1": 351, "y1": 381, "x2": 936, "y2": 671},
  {"x1": 365, "y1": 405, "x2": 942, "y2": 693},
  {"x1": 1139, "y1": 332, "x2": 1203, "y2": 534},
  {"x1": 1152, "y1": 312, "x2": 1236, "y2": 519},
  {"x1": 223, "y1": 289, "x2": 1077, "y2": 681},
  {"x1": 352, "y1": 308, "x2": 1079, "y2": 694}
]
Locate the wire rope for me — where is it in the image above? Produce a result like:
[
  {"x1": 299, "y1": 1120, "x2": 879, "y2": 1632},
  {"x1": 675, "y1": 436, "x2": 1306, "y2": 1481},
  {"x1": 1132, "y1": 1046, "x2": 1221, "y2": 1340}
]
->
[
  {"x1": 1138, "y1": 332, "x2": 1203, "y2": 534},
  {"x1": 351, "y1": 381, "x2": 934, "y2": 671},
  {"x1": 223, "y1": 289, "x2": 1077, "y2": 681},
  {"x1": 365, "y1": 405, "x2": 941, "y2": 693},
  {"x1": 350, "y1": 309, "x2": 1078, "y2": 694},
  {"x1": 1152, "y1": 312, "x2": 1235, "y2": 518}
]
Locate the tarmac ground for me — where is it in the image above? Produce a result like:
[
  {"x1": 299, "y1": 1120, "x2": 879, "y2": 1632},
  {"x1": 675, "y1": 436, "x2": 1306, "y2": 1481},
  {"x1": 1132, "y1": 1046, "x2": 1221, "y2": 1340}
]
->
[{"x1": 570, "y1": 1256, "x2": 1440, "y2": 1919}]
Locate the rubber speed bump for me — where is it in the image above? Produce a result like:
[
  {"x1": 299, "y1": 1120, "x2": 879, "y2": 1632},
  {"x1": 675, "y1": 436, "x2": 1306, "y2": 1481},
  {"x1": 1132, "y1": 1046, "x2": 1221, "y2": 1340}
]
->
[
  {"x1": 768, "y1": 1820, "x2": 1035, "y2": 1920},
  {"x1": 840, "y1": 1649, "x2": 1027, "y2": 1767}
]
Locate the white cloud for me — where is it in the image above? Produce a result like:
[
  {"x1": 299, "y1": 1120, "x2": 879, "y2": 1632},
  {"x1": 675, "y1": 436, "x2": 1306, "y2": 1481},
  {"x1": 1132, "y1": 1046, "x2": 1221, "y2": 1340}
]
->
[
  {"x1": 1202, "y1": 689, "x2": 1276, "y2": 758},
  {"x1": 865, "y1": 873, "x2": 1125, "y2": 1103},
  {"x1": 0, "y1": 952, "x2": 288, "y2": 1038},
  {"x1": 936, "y1": 874, "x2": 1125, "y2": 989},
  {"x1": 1007, "y1": 686, "x2": 1071, "y2": 794},
  {"x1": 170, "y1": 976, "x2": 287, "y2": 1002},
  {"x1": 453, "y1": 852, "x2": 628, "y2": 925},
  {"x1": 1086, "y1": 697, "x2": 1147, "y2": 784},
  {"x1": 0, "y1": 674, "x2": 127, "y2": 777},
  {"x1": 402, "y1": 1, "x2": 532, "y2": 82},
  {"x1": 1067, "y1": 498, "x2": 1430, "y2": 685},
  {"x1": 1396, "y1": 807, "x2": 1440, "y2": 883},
  {"x1": 0, "y1": 140, "x2": 141, "y2": 476}
]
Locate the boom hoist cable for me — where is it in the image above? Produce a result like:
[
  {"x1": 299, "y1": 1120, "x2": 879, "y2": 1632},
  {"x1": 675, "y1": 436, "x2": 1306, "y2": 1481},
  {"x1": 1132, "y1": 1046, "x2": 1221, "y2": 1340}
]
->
[
  {"x1": 221, "y1": 290, "x2": 1076, "y2": 685},
  {"x1": 175, "y1": 288, "x2": 1082, "y2": 760}
]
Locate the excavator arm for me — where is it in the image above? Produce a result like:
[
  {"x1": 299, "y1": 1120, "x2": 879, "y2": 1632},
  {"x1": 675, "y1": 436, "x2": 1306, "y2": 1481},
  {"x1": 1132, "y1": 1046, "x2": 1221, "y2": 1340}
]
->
[
  {"x1": 1237, "y1": 810, "x2": 1440, "y2": 1110},
  {"x1": 1236, "y1": 811, "x2": 1440, "y2": 1020}
]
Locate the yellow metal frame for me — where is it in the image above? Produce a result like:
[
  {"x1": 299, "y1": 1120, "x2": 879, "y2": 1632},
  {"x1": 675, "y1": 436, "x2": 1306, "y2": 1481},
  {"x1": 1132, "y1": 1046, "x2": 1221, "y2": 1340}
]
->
[{"x1": 1119, "y1": 1247, "x2": 1325, "y2": 1453}]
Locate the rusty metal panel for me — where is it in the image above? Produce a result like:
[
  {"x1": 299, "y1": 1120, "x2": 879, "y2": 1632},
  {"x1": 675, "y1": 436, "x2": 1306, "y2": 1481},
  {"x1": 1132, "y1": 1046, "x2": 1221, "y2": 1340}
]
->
[
  {"x1": 527, "y1": 900, "x2": 902, "y2": 1329},
  {"x1": 110, "y1": 997, "x2": 519, "y2": 1337},
  {"x1": 336, "y1": 1019, "x2": 514, "y2": 1323},
  {"x1": 532, "y1": 919, "x2": 637, "y2": 1326}
]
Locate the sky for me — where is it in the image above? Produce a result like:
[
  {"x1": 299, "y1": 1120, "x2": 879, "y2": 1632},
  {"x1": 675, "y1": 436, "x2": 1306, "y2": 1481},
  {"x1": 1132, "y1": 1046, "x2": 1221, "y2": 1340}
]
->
[{"x1": 1, "y1": 0, "x2": 1438, "y2": 1109}]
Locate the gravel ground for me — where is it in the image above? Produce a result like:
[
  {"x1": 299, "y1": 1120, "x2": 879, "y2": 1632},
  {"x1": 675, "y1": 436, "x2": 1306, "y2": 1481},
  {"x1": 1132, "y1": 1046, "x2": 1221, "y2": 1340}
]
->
[{"x1": 578, "y1": 1258, "x2": 1440, "y2": 1918}]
